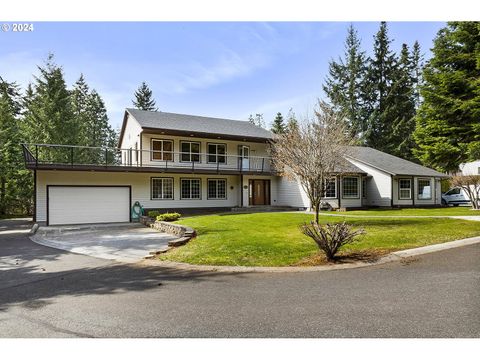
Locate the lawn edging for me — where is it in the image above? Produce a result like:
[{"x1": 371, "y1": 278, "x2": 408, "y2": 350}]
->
[{"x1": 141, "y1": 235, "x2": 480, "y2": 273}]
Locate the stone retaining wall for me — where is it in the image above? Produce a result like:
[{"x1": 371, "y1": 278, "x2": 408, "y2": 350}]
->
[{"x1": 139, "y1": 215, "x2": 196, "y2": 238}]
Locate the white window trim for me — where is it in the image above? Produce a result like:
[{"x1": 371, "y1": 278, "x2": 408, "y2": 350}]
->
[
  {"x1": 417, "y1": 178, "x2": 432, "y2": 200},
  {"x1": 207, "y1": 143, "x2": 227, "y2": 164},
  {"x1": 180, "y1": 178, "x2": 202, "y2": 200},
  {"x1": 398, "y1": 178, "x2": 412, "y2": 200},
  {"x1": 324, "y1": 177, "x2": 337, "y2": 199},
  {"x1": 342, "y1": 176, "x2": 359, "y2": 199},
  {"x1": 207, "y1": 179, "x2": 227, "y2": 200},
  {"x1": 151, "y1": 139, "x2": 173, "y2": 162},
  {"x1": 151, "y1": 177, "x2": 174, "y2": 200},
  {"x1": 180, "y1": 141, "x2": 201, "y2": 163}
]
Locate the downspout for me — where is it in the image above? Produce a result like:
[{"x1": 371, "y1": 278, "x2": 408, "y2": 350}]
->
[
  {"x1": 337, "y1": 176, "x2": 341, "y2": 209},
  {"x1": 390, "y1": 175, "x2": 394, "y2": 207},
  {"x1": 412, "y1": 176, "x2": 415, "y2": 207},
  {"x1": 139, "y1": 131, "x2": 143, "y2": 166}
]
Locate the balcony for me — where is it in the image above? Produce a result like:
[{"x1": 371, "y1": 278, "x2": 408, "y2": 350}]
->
[{"x1": 21, "y1": 144, "x2": 275, "y2": 175}]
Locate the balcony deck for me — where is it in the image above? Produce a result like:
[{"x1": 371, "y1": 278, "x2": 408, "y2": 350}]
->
[{"x1": 22, "y1": 144, "x2": 276, "y2": 176}]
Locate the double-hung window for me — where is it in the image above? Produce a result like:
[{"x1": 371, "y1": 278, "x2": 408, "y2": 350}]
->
[
  {"x1": 342, "y1": 177, "x2": 359, "y2": 198},
  {"x1": 324, "y1": 178, "x2": 336, "y2": 198},
  {"x1": 399, "y1": 179, "x2": 412, "y2": 199},
  {"x1": 181, "y1": 141, "x2": 200, "y2": 162},
  {"x1": 151, "y1": 139, "x2": 173, "y2": 161},
  {"x1": 207, "y1": 179, "x2": 227, "y2": 199},
  {"x1": 151, "y1": 178, "x2": 173, "y2": 200},
  {"x1": 207, "y1": 143, "x2": 226, "y2": 164},
  {"x1": 181, "y1": 178, "x2": 201, "y2": 199},
  {"x1": 417, "y1": 178, "x2": 431, "y2": 200}
]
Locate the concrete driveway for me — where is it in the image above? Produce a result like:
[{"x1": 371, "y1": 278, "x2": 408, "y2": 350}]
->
[{"x1": 31, "y1": 223, "x2": 178, "y2": 262}]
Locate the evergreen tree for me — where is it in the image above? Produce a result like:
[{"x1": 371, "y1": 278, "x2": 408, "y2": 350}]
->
[
  {"x1": 388, "y1": 44, "x2": 418, "y2": 161},
  {"x1": 362, "y1": 22, "x2": 398, "y2": 152},
  {"x1": 413, "y1": 22, "x2": 480, "y2": 172},
  {"x1": 271, "y1": 112, "x2": 286, "y2": 134},
  {"x1": 323, "y1": 24, "x2": 367, "y2": 141},
  {"x1": 132, "y1": 82, "x2": 158, "y2": 111},
  {"x1": 0, "y1": 78, "x2": 32, "y2": 214}
]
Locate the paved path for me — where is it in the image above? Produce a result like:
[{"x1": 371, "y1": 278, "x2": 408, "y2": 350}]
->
[
  {"x1": 31, "y1": 223, "x2": 177, "y2": 262},
  {"x1": 1, "y1": 218, "x2": 479, "y2": 337}
]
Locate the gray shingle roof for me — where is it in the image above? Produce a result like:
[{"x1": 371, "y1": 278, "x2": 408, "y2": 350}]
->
[
  {"x1": 346, "y1": 146, "x2": 448, "y2": 177},
  {"x1": 126, "y1": 108, "x2": 273, "y2": 140}
]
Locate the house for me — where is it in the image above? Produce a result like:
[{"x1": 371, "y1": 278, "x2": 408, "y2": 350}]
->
[
  {"x1": 459, "y1": 160, "x2": 480, "y2": 176},
  {"x1": 22, "y1": 108, "x2": 448, "y2": 226}
]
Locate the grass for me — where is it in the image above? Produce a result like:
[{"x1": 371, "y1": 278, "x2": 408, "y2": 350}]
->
[
  {"x1": 159, "y1": 212, "x2": 480, "y2": 267},
  {"x1": 322, "y1": 206, "x2": 478, "y2": 217}
]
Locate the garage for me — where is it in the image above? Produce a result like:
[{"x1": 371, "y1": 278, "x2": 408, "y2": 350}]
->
[{"x1": 47, "y1": 186, "x2": 131, "y2": 225}]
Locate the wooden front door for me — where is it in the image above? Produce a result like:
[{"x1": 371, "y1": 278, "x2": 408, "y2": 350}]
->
[{"x1": 249, "y1": 179, "x2": 271, "y2": 205}]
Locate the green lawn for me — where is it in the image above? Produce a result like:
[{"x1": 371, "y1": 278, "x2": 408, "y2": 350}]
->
[
  {"x1": 160, "y1": 212, "x2": 480, "y2": 266},
  {"x1": 322, "y1": 207, "x2": 478, "y2": 217}
]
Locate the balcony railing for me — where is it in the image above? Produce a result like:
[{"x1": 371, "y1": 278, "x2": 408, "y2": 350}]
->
[{"x1": 21, "y1": 143, "x2": 274, "y2": 174}]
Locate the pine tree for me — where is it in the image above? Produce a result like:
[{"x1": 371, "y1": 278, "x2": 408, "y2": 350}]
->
[
  {"x1": 363, "y1": 22, "x2": 398, "y2": 152},
  {"x1": 413, "y1": 21, "x2": 480, "y2": 172},
  {"x1": 388, "y1": 44, "x2": 417, "y2": 161},
  {"x1": 323, "y1": 24, "x2": 367, "y2": 141},
  {"x1": 271, "y1": 112, "x2": 286, "y2": 134},
  {"x1": 132, "y1": 82, "x2": 158, "y2": 111},
  {"x1": 0, "y1": 78, "x2": 32, "y2": 214}
]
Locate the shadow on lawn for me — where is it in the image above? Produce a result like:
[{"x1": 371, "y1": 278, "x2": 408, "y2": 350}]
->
[{"x1": 0, "y1": 219, "x2": 250, "y2": 311}]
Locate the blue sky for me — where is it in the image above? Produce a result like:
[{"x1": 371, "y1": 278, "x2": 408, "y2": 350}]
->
[{"x1": 0, "y1": 22, "x2": 444, "y2": 130}]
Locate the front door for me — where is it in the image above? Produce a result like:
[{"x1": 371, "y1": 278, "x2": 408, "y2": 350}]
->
[{"x1": 249, "y1": 179, "x2": 271, "y2": 205}]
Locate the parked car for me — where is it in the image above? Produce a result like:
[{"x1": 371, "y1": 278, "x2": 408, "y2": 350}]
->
[{"x1": 441, "y1": 187, "x2": 470, "y2": 206}]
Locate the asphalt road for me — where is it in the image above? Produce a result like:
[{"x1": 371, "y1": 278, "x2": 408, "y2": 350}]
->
[{"x1": 1, "y1": 218, "x2": 479, "y2": 338}]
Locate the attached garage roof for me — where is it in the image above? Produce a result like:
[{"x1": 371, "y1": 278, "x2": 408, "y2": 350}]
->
[
  {"x1": 346, "y1": 146, "x2": 448, "y2": 177},
  {"x1": 124, "y1": 108, "x2": 274, "y2": 143}
]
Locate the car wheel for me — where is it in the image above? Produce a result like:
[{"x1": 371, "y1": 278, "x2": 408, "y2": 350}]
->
[
  {"x1": 441, "y1": 199, "x2": 447, "y2": 206},
  {"x1": 453, "y1": 204, "x2": 459, "y2": 207}
]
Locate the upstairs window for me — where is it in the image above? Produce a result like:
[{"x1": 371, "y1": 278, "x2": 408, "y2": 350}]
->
[
  {"x1": 207, "y1": 143, "x2": 226, "y2": 164},
  {"x1": 151, "y1": 139, "x2": 173, "y2": 161},
  {"x1": 181, "y1": 141, "x2": 200, "y2": 162}
]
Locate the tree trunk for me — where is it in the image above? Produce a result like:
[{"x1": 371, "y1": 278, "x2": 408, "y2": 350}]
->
[
  {"x1": 314, "y1": 203, "x2": 320, "y2": 224},
  {"x1": 0, "y1": 176, "x2": 6, "y2": 215}
]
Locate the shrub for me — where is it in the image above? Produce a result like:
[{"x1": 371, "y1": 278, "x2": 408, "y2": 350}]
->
[
  {"x1": 147, "y1": 210, "x2": 161, "y2": 218},
  {"x1": 156, "y1": 212, "x2": 181, "y2": 222},
  {"x1": 300, "y1": 221, "x2": 365, "y2": 261}
]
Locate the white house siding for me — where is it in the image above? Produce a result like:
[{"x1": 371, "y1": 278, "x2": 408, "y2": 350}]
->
[
  {"x1": 276, "y1": 177, "x2": 310, "y2": 208},
  {"x1": 347, "y1": 159, "x2": 392, "y2": 207},
  {"x1": 119, "y1": 114, "x2": 143, "y2": 165},
  {"x1": 460, "y1": 160, "x2": 480, "y2": 175},
  {"x1": 392, "y1": 176, "x2": 441, "y2": 206},
  {"x1": 140, "y1": 133, "x2": 271, "y2": 172},
  {"x1": 36, "y1": 170, "x2": 241, "y2": 222}
]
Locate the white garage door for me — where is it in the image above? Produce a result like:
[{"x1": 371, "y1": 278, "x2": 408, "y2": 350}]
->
[{"x1": 48, "y1": 186, "x2": 130, "y2": 225}]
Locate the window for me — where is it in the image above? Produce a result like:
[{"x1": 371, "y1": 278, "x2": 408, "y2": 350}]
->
[
  {"x1": 399, "y1": 179, "x2": 412, "y2": 199},
  {"x1": 362, "y1": 178, "x2": 367, "y2": 198},
  {"x1": 181, "y1": 178, "x2": 201, "y2": 199},
  {"x1": 324, "y1": 178, "x2": 336, "y2": 198},
  {"x1": 207, "y1": 143, "x2": 226, "y2": 164},
  {"x1": 151, "y1": 178, "x2": 173, "y2": 200},
  {"x1": 208, "y1": 179, "x2": 227, "y2": 199},
  {"x1": 180, "y1": 141, "x2": 200, "y2": 162},
  {"x1": 477, "y1": 167, "x2": 480, "y2": 175},
  {"x1": 417, "y1": 178, "x2": 431, "y2": 199},
  {"x1": 446, "y1": 187, "x2": 461, "y2": 196},
  {"x1": 342, "y1": 177, "x2": 359, "y2": 198},
  {"x1": 151, "y1": 139, "x2": 173, "y2": 161}
]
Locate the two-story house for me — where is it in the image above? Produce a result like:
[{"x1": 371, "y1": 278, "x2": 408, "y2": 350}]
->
[{"x1": 22, "y1": 108, "x2": 448, "y2": 226}]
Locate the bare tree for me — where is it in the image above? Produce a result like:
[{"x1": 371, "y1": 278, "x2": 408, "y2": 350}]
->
[
  {"x1": 450, "y1": 175, "x2": 480, "y2": 210},
  {"x1": 270, "y1": 101, "x2": 353, "y2": 223}
]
